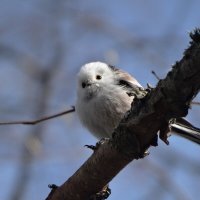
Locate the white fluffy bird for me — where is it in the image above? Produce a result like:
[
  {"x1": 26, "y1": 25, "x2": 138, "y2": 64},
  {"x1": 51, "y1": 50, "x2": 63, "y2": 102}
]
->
[{"x1": 76, "y1": 61, "x2": 200, "y2": 144}]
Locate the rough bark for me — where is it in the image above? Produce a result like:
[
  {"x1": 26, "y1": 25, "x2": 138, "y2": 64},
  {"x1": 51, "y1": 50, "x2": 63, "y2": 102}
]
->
[{"x1": 46, "y1": 29, "x2": 200, "y2": 200}]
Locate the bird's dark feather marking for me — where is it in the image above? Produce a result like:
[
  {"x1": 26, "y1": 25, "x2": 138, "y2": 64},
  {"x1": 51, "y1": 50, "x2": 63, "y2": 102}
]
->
[
  {"x1": 108, "y1": 64, "x2": 119, "y2": 72},
  {"x1": 118, "y1": 79, "x2": 134, "y2": 89},
  {"x1": 108, "y1": 64, "x2": 141, "y2": 87},
  {"x1": 117, "y1": 79, "x2": 147, "y2": 99},
  {"x1": 108, "y1": 64, "x2": 145, "y2": 96}
]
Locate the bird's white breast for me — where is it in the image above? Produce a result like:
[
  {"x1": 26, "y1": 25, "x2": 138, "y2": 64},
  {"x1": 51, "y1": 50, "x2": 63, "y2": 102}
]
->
[{"x1": 76, "y1": 83, "x2": 133, "y2": 139}]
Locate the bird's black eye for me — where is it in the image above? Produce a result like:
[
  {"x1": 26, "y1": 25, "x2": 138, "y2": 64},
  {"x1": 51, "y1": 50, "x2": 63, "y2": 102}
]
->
[
  {"x1": 82, "y1": 82, "x2": 86, "y2": 88},
  {"x1": 96, "y1": 75, "x2": 102, "y2": 80}
]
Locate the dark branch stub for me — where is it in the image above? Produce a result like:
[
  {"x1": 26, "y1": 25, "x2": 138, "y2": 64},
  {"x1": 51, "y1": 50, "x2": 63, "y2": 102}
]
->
[{"x1": 46, "y1": 184, "x2": 59, "y2": 200}]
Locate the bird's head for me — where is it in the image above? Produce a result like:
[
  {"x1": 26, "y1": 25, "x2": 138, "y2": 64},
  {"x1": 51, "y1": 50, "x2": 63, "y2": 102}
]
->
[{"x1": 77, "y1": 61, "x2": 114, "y2": 100}]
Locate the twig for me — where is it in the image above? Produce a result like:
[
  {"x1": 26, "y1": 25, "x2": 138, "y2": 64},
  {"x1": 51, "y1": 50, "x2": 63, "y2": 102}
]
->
[
  {"x1": 151, "y1": 70, "x2": 161, "y2": 80},
  {"x1": 191, "y1": 101, "x2": 200, "y2": 105},
  {"x1": 0, "y1": 106, "x2": 75, "y2": 125},
  {"x1": 151, "y1": 72, "x2": 200, "y2": 106}
]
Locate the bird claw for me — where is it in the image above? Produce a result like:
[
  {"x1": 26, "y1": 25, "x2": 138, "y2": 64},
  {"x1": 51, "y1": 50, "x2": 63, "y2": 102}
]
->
[
  {"x1": 89, "y1": 185, "x2": 111, "y2": 200},
  {"x1": 136, "y1": 149, "x2": 150, "y2": 159},
  {"x1": 85, "y1": 138, "x2": 110, "y2": 151},
  {"x1": 143, "y1": 150, "x2": 150, "y2": 157}
]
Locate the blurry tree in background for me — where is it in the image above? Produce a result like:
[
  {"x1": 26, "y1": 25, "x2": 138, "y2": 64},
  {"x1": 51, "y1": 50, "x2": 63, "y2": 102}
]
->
[{"x1": 0, "y1": 1, "x2": 199, "y2": 200}]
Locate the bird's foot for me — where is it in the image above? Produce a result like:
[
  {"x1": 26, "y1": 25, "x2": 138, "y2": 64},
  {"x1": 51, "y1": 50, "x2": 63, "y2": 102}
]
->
[
  {"x1": 85, "y1": 138, "x2": 110, "y2": 151},
  {"x1": 89, "y1": 185, "x2": 111, "y2": 200}
]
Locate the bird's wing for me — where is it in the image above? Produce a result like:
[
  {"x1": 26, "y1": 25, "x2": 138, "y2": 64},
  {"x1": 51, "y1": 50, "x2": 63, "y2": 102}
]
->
[
  {"x1": 108, "y1": 64, "x2": 142, "y2": 88},
  {"x1": 108, "y1": 64, "x2": 146, "y2": 98}
]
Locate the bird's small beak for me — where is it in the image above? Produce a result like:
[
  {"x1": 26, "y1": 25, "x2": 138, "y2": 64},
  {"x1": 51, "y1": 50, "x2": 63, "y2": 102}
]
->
[{"x1": 86, "y1": 82, "x2": 92, "y2": 87}]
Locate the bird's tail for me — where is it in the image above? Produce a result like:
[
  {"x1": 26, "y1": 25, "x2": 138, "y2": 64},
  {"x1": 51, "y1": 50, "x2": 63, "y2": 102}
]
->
[{"x1": 170, "y1": 118, "x2": 200, "y2": 145}]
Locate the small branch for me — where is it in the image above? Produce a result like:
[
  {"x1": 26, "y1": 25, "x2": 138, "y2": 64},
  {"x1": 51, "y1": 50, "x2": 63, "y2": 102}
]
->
[
  {"x1": 0, "y1": 106, "x2": 75, "y2": 125},
  {"x1": 151, "y1": 70, "x2": 161, "y2": 80},
  {"x1": 191, "y1": 101, "x2": 200, "y2": 106}
]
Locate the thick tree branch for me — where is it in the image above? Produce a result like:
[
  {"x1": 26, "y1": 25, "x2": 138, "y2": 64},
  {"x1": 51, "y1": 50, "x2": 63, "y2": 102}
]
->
[{"x1": 46, "y1": 29, "x2": 200, "y2": 200}]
